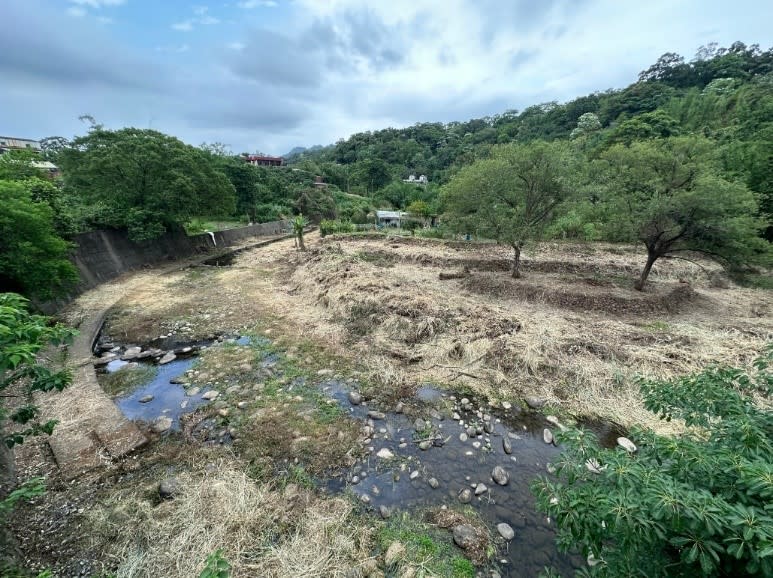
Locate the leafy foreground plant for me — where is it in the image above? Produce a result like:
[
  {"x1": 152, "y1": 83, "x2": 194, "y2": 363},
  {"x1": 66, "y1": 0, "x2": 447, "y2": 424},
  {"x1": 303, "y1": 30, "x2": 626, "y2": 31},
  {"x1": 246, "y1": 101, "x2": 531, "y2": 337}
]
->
[
  {"x1": 532, "y1": 347, "x2": 773, "y2": 577},
  {"x1": 199, "y1": 550, "x2": 230, "y2": 578}
]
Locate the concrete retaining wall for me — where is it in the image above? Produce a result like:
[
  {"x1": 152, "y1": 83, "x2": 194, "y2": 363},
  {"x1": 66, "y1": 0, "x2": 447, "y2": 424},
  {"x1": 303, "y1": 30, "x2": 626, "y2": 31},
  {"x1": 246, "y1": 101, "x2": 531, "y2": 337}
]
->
[{"x1": 69, "y1": 220, "x2": 289, "y2": 291}]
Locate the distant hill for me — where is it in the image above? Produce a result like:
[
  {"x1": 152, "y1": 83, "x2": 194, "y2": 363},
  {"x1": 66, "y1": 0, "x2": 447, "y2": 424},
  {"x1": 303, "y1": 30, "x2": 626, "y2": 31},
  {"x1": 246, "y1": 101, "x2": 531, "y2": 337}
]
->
[{"x1": 283, "y1": 145, "x2": 324, "y2": 160}]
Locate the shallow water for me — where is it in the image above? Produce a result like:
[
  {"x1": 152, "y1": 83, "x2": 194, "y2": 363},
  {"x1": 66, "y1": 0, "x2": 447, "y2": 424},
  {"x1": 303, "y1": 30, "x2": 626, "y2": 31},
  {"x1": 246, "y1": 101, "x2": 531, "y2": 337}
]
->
[
  {"x1": 322, "y1": 380, "x2": 587, "y2": 577},
  {"x1": 112, "y1": 357, "x2": 208, "y2": 430}
]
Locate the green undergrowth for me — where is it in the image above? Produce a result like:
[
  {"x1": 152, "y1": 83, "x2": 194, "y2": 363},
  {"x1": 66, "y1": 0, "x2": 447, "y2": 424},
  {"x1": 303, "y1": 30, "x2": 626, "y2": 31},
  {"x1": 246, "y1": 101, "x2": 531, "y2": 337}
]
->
[
  {"x1": 98, "y1": 364, "x2": 157, "y2": 397},
  {"x1": 376, "y1": 511, "x2": 476, "y2": 578},
  {"x1": 200, "y1": 334, "x2": 361, "y2": 478}
]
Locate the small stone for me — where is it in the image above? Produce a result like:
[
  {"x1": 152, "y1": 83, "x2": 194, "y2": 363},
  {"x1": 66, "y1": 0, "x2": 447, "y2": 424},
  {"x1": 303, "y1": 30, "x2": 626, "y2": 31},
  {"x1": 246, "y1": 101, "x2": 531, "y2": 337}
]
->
[
  {"x1": 217, "y1": 408, "x2": 229, "y2": 417},
  {"x1": 543, "y1": 428, "x2": 554, "y2": 445},
  {"x1": 483, "y1": 421, "x2": 493, "y2": 434},
  {"x1": 452, "y1": 412, "x2": 460, "y2": 420},
  {"x1": 452, "y1": 524, "x2": 478, "y2": 549},
  {"x1": 472, "y1": 441, "x2": 481, "y2": 449},
  {"x1": 496, "y1": 523, "x2": 514, "y2": 541},
  {"x1": 414, "y1": 418, "x2": 426, "y2": 431},
  {"x1": 459, "y1": 433, "x2": 468, "y2": 442},
  {"x1": 409, "y1": 470, "x2": 419, "y2": 480},
  {"x1": 384, "y1": 541, "x2": 405, "y2": 565},
  {"x1": 139, "y1": 395, "x2": 154, "y2": 403},
  {"x1": 348, "y1": 391, "x2": 362, "y2": 405},
  {"x1": 360, "y1": 494, "x2": 370, "y2": 504},
  {"x1": 368, "y1": 411, "x2": 386, "y2": 420},
  {"x1": 526, "y1": 397, "x2": 546, "y2": 409},
  {"x1": 351, "y1": 476, "x2": 359, "y2": 485},
  {"x1": 122, "y1": 346, "x2": 141, "y2": 360},
  {"x1": 492, "y1": 465, "x2": 509, "y2": 486},
  {"x1": 151, "y1": 416, "x2": 172, "y2": 433},
  {"x1": 158, "y1": 477, "x2": 181, "y2": 499},
  {"x1": 466, "y1": 426, "x2": 476, "y2": 437},
  {"x1": 380, "y1": 505, "x2": 392, "y2": 520},
  {"x1": 317, "y1": 368, "x2": 334, "y2": 376},
  {"x1": 371, "y1": 485, "x2": 380, "y2": 496},
  {"x1": 187, "y1": 387, "x2": 200, "y2": 396},
  {"x1": 395, "y1": 401, "x2": 404, "y2": 413},
  {"x1": 428, "y1": 477, "x2": 439, "y2": 489},
  {"x1": 502, "y1": 437, "x2": 512, "y2": 454},
  {"x1": 237, "y1": 401, "x2": 248, "y2": 409},
  {"x1": 202, "y1": 390, "x2": 219, "y2": 400},
  {"x1": 617, "y1": 436, "x2": 637, "y2": 453},
  {"x1": 458, "y1": 488, "x2": 472, "y2": 504},
  {"x1": 418, "y1": 441, "x2": 431, "y2": 451},
  {"x1": 376, "y1": 448, "x2": 394, "y2": 460},
  {"x1": 474, "y1": 483, "x2": 488, "y2": 495},
  {"x1": 502, "y1": 401, "x2": 512, "y2": 410},
  {"x1": 158, "y1": 351, "x2": 177, "y2": 365}
]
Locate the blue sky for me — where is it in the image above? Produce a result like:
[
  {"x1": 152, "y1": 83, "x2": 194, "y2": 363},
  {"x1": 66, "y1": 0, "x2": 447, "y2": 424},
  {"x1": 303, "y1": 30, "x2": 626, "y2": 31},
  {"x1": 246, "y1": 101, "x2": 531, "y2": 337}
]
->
[{"x1": 1, "y1": 0, "x2": 771, "y2": 155}]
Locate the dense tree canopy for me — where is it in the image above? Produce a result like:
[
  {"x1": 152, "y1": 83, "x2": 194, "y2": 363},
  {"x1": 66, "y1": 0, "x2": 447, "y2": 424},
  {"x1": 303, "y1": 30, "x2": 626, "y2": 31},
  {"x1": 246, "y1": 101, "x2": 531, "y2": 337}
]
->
[
  {"x1": 442, "y1": 141, "x2": 576, "y2": 277},
  {"x1": 595, "y1": 137, "x2": 769, "y2": 289},
  {"x1": 58, "y1": 128, "x2": 236, "y2": 241}
]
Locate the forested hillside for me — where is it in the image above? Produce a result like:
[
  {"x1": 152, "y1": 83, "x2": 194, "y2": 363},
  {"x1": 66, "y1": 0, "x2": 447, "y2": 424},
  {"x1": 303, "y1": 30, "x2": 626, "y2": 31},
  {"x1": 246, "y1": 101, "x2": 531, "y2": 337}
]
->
[{"x1": 287, "y1": 42, "x2": 771, "y2": 232}]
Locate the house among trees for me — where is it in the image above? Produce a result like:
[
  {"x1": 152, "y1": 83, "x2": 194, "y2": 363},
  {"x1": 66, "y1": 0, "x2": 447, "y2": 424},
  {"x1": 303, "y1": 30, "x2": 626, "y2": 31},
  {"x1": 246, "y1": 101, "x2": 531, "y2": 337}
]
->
[
  {"x1": 244, "y1": 154, "x2": 283, "y2": 167},
  {"x1": 313, "y1": 175, "x2": 328, "y2": 188},
  {"x1": 0, "y1": 136, "x2": 42, "y2": 154},
  {"x1": 403, "y1": 174, "x2": 428, "y2": 185},
  {"x1": 376, "y1": 210, "x2": 407, "y2": 227}
]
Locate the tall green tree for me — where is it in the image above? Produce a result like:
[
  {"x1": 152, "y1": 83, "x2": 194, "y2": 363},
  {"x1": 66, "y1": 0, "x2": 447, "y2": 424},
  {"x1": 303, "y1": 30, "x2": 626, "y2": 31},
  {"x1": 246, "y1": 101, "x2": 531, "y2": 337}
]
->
[
  {"x1": 442, "y1": 141, "x2": 576, "y2": 277},
  {"x1": 596, "y1": 137, "x2": 770, "y2": 290},
  {"x1": 0, "y1": 181, "x2": 78, "y2": 300},
  {"x1": 59, "y1": 128, "x2": 236, "y2": 241}
]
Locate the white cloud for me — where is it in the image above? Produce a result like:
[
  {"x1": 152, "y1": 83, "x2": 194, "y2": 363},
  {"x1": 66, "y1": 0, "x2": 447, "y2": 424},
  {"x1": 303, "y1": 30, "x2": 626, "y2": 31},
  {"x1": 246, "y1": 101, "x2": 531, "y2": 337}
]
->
[
  {"x1": 66, "y1": 6, "x2": 87, "y2": 17},
  {"x1": 69, "y1": 0, "x2": 125, "y2": 7},
  {"x1": 238, "y1": 0, "x2": 278, "y2": 8},
  {"x1": 172, "y1": 6, "x2": 220, "y2": 31},
  {"x1": 227, "y1": 41, "x2": 246, "y2": 50},
  {"x1": 156, "y1": 44, "x2": 191, "y2": 53},
  {"x1": 172, "y1": 20, "x2": 194, "y2": 31}
]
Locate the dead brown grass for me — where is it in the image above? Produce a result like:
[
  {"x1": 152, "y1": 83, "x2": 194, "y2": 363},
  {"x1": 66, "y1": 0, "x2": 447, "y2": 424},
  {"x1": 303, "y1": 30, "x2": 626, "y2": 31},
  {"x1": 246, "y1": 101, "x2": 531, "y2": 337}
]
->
[{"x1": 85, "y1": 453, "x2": 374, "y2": 578}]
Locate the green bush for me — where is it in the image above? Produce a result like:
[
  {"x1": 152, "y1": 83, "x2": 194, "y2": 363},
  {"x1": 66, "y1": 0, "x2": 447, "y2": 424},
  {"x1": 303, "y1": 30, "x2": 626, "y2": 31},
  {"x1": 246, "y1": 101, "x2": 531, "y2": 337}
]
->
[
  {"x1": 532, "y1": 347, "x2": 773, "y2": 577},
  {"x1": 319, "y1": 219, "x2": 356, "y2": 237}
]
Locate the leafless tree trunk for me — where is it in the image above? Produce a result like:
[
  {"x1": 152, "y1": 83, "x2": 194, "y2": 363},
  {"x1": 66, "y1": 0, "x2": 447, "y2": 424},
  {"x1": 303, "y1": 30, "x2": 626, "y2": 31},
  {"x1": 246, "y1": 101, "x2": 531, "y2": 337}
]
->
[
  {"x1": 635, "y1": 250, "x2": 658, "y2": 291},
  {"x1": 511, "y1": 245, "x2": 521, "y2": 279}
]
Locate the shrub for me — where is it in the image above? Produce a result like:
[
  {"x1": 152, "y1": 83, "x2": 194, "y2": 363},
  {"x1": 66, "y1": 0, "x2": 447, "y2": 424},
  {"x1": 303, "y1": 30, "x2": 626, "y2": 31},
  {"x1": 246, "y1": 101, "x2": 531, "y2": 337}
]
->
[
  {"x1": 532, "y1": 347, "x2": 773, "y2": 577},
  {"x1": 319, "y1": 219, "x2": 356, "y2": 237}
]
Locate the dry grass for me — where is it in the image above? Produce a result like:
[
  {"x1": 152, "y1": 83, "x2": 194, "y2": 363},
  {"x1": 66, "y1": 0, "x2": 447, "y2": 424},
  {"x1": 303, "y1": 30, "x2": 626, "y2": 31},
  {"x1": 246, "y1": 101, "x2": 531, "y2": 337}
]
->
[
  {"x1": 85, "y1": 454, "x2": 374, "y2": 578},
  {"x1": 249, "y1": 235, "x2": 772, "y2": 432}
]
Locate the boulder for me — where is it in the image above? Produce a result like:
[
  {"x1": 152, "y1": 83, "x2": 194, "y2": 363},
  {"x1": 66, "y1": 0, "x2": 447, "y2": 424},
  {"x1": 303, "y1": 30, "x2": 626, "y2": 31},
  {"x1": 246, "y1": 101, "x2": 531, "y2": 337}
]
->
[
  {"x1": 502, "y1": 437, "x2": 512, "y2": 454},
  {"x1": 458, "y1": 488, "x2": 472, "y2": 504},
  {"x1": 496, "y1": 523, "x2": 514, "y2": 541},
  {"x1": 525, "y1": 397, "x2": 546, "y2": 409},
  {"x1": 202, "y1": 390, "x2": 219, "y2": 400},
  {"x1": 158, "y1": 352, "x2": 177, "y2": 365},
  {"x1": 348, "y1": 391, "x2": 362, "y2": 405},
  {"x1": 151, "y1": 416, "x2": 173, "y2": 433},
  {"x1": 139, "y1": 395, "x2": 154, "y2": 403},
  {"x1": 543, "y1": 428, "x2": 554, "y2": 445},
  {"x1": 491, "y1": 465, "x2": 509, "y2": 486},
  {"x1": 452, "y1": 524, "x2": 478, "y2": 549}
]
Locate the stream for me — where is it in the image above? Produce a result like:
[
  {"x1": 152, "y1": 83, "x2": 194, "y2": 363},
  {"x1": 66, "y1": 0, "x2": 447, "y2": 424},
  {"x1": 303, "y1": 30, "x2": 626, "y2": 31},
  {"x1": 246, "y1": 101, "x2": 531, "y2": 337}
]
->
[{"x1": 97, "y1": 335, "x2": 619, "y2": 577}]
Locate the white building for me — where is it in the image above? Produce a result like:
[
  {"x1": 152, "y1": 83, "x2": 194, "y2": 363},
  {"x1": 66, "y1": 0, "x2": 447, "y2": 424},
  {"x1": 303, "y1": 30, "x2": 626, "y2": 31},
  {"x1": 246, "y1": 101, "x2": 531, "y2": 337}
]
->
[
  {"x1": 0, "y1": 136, "x2": 41, "y2": 154},
  {"x1": 403, "y1": 174, "x2": 428, "y2": 185},
  {"x1": 376, "y1": 210, "x2": 408, "y2": 227}
]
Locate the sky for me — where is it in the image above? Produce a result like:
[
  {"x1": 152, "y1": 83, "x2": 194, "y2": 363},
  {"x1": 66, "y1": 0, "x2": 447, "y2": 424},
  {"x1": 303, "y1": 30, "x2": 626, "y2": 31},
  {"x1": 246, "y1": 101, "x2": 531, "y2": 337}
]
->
[{"x1": 1, "y1": 0, "x2": 771, "y2": 155}]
